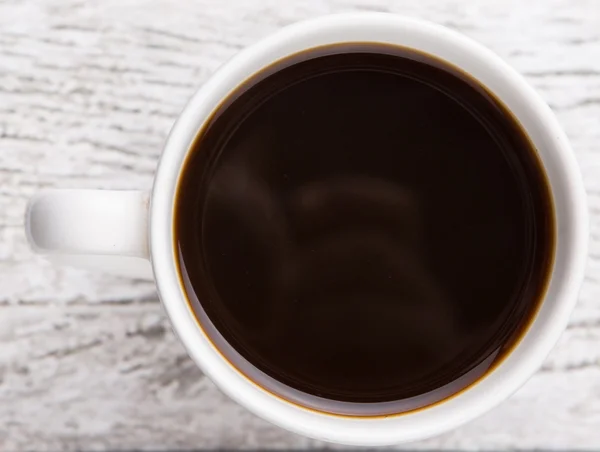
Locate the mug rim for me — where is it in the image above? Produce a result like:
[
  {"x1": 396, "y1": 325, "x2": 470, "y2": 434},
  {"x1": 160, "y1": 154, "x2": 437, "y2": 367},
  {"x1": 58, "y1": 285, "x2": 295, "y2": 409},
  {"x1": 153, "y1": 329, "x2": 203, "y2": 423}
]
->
[{"x1": 151, "y1": 13, "x2": 588, "y2": 445}]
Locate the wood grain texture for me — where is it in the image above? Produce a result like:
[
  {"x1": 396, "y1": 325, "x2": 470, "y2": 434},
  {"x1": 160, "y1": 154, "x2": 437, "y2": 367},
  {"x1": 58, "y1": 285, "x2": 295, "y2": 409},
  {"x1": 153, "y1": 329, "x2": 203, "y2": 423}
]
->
[{"x1": 0, "y1": 0, "x2": 599, "y2": 449}]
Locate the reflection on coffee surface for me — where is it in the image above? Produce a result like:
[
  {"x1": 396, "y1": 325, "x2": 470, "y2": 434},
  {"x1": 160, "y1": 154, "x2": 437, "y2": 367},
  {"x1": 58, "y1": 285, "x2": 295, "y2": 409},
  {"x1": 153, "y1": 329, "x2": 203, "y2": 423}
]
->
[{"x1": 175, "y1": 44, "x2": 555, "y2": 407}]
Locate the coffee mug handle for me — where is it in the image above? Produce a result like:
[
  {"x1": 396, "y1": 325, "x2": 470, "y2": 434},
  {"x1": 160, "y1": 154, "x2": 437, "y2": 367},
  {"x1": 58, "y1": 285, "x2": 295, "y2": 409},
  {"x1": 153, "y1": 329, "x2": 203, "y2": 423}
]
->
[{"x1": 25, "y1": 190, "x2": 153, "y2": 279}]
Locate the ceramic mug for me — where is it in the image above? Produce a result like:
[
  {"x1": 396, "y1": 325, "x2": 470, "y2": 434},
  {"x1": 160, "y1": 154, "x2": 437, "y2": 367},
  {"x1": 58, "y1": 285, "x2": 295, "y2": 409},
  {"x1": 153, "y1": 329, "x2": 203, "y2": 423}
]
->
[{"x1": 26, "y1": 13, "x2": 588, "y2": 446}]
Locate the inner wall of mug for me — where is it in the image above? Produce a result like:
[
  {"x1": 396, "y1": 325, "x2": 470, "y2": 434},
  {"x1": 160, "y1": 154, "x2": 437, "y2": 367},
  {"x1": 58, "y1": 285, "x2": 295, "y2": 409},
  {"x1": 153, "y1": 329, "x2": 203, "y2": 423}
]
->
[{"x1": 160, "y1": 14, "x2": 586, "y2": 425}]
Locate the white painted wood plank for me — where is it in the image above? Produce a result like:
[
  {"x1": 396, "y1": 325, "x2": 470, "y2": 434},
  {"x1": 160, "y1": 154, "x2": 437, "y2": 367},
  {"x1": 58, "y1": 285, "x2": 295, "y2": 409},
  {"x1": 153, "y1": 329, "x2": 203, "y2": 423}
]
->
[
  {"x1": 0, "y1": 305, "x2": 599, "y2": 450},
  {"x1": 0, "y1": 0, "x2": 599, "y2": 448}
]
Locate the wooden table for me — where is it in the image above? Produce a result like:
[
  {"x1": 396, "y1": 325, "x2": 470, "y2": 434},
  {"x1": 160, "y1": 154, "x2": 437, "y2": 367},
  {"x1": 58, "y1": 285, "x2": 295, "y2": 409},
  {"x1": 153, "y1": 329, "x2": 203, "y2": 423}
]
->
[{"x1": 1, "y1": 0, "x2": 599, "y2": 449}]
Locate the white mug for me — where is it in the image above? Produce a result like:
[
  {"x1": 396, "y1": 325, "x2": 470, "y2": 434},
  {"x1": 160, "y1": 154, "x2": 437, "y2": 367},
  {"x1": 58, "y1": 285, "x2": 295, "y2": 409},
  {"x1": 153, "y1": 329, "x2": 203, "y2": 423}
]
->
[{"x1": 26, "y1": 13, "x2": 588, "y2": 446}]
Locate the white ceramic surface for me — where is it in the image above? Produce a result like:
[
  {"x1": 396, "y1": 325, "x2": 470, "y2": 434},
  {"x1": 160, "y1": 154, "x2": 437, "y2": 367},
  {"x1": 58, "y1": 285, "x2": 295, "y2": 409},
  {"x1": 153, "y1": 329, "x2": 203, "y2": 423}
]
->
[{"x1": 26, "y1": 13, "x2": 588, "y2": 446}]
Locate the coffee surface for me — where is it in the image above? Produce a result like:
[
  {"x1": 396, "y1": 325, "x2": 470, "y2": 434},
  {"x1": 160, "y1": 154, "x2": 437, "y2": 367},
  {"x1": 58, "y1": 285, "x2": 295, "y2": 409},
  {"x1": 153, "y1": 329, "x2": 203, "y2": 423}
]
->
[{"x1": 175, "y1": 44, "x2": 554, "y2": 407}]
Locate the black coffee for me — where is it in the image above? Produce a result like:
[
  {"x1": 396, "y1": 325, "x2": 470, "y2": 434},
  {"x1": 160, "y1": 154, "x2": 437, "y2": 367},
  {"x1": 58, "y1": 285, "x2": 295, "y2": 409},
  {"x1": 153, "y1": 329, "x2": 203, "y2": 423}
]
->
[{"x1": 175, "y1": 44, "x2": 554, "y2": 409}]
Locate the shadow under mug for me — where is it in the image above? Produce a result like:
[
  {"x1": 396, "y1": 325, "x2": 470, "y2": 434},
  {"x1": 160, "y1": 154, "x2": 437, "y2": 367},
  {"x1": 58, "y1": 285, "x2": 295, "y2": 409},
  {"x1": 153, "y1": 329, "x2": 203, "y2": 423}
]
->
[{"x1": 26, "y1": 13, "x2": 588, "y2": 446}]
